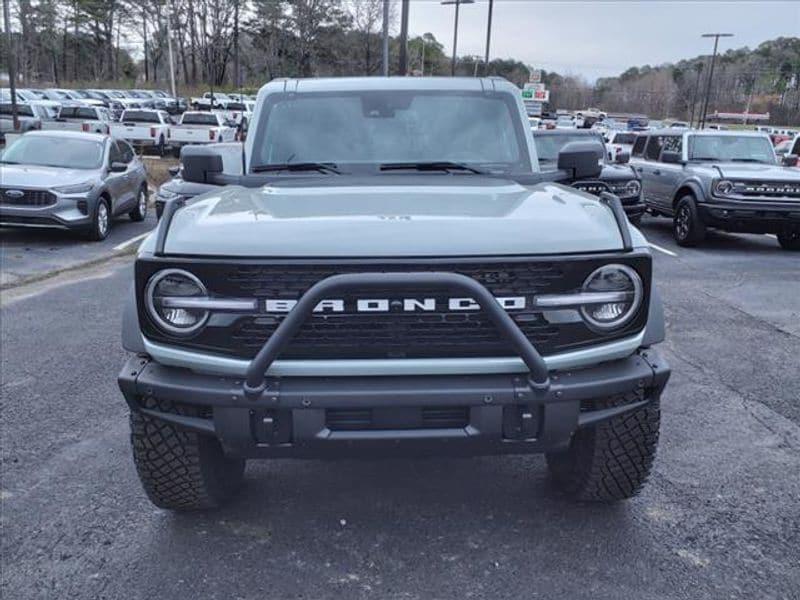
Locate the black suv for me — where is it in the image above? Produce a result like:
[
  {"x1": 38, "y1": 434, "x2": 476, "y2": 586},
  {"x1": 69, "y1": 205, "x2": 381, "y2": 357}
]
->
[{"x1": 532, "y1": 129, "x2": 645, "y2": 224}]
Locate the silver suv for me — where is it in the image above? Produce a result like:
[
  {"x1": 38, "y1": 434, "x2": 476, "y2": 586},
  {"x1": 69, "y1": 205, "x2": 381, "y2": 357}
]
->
[{"x1": 631, "y1": 129, "x2": 800, "y2": 250}]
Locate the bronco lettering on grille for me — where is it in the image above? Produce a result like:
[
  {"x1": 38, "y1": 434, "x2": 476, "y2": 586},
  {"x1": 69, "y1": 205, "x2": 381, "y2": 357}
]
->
[{"x1": 265, "y1": 297, "x2": 528, "y2": 313}]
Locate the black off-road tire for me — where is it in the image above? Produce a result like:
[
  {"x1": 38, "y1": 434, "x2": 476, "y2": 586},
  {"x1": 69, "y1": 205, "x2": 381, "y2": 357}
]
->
[
  {"x1": 129, "y1": 185, "x2": 148, "y2": 221},
  {"x1": 776, "y1": 230, "x2": 800, "y2": 251},
  {"x1": 130, "y1": 397, "x2": 245, "y2": 510},
  {"x1": 546, "y1": 393, "x2": 660, "y2": 502},
  {"x1": 673, "y1": 195, "x2": 706, "y2": 246}
]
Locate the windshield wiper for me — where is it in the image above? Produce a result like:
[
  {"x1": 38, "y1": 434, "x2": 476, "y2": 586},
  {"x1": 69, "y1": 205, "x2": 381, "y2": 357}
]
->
[
  {"x1": 729, "y1": 158, "x2": 768, "y2": 163},
  {"x1": 379, "y1": 161, "x2": 487, "y2": 175},
  {"x1": 251, "y1": 162, "x2": 341, "y2": 174},
  {"x1": 691, "y1": 157, "x2": 719, "y2": 162}
]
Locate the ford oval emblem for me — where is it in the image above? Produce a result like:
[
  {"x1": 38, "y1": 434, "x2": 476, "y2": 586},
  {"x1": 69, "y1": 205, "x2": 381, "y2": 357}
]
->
[{"x1": 4, "y1": 190, "x2": 24, "y2": 199}]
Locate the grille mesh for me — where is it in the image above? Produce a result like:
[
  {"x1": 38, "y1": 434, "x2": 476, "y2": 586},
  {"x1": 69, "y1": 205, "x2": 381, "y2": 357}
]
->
[{"x1": 0, "y1": 188, "x2": 57, "y2": 207}]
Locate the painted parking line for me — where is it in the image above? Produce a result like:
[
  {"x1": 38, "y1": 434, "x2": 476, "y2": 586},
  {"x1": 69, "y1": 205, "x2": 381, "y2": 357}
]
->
[
  {"x1": 647, "y1": 242, "x2": 678, "y2": 257},
  {"x1": 765, "y1": 234, "x2": 777, "y2": 239},
  {"x1": 113, "y1": 231, "x2": 151, "y2": 251}
]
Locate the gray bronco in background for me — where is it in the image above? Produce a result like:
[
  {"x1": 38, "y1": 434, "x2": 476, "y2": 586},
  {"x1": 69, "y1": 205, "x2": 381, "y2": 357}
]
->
[
  {"x1": 631, "y1": 129, "x2": 800, "y2": 250},
  {"x1": 118, "y1": 77, "x2": 670, "y2": 510}
]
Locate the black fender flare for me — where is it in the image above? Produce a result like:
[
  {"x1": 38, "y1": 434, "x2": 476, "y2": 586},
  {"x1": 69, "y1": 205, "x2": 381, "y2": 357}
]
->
[
  {"x1": 642, "y1": 284, "x2": 666, "y2": 346},
  {"x1": 121, "y1": 283, "x2": 146, "y2": 353},
  {"x1": 671, "y1": 180, "x2": 706, "y2": 210}
]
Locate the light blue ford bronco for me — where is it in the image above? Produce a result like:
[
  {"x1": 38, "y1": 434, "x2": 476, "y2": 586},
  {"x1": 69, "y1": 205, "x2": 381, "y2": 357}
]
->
[{"x1": 118, "y1": 77, "x2": 670, "y2": 510}]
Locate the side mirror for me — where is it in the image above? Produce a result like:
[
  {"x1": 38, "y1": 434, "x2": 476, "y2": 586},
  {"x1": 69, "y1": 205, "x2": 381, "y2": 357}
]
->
[
  {"x1": 109, "y1": 161, "x2": 127, "y2": 172},
  {"x1": 781, "y1": 154, "x2": 798, "y2": 167},
  {"x1": 168, "y1": 166, "x2": 180, "y2": 177},
  {"x1": 615, "y1": 151, "x2": 630, "y2": 164},
  {"x1": 661, "y1": 151, "x2": 683, "y2": 164},
  {"x1": 557, "y1": 141, "x2": 603, "y2": 180},
  {"x1": 181, "y1": 145, "x2": 223, "y2": 183}
]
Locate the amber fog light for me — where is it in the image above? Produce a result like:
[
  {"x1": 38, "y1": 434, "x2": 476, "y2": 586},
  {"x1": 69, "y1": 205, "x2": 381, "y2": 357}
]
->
[
  {"x1": 145, "y1": 269, "x2": 209, "y2": 335},
  {"x1": 579, "y1": 264, "x2": 643, "y2": 331}
]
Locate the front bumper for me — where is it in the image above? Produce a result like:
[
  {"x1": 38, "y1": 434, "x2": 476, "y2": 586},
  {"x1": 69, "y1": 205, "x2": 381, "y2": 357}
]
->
[
  {"x1": 0, "y1": 194, "x2": 93, "y2": 230},
  {"x1": 118, "y1": 349, "x2": 670, "y2": 458},
  {"x1": 700, "y1": 198, "x2": 800, "y2": 233}
]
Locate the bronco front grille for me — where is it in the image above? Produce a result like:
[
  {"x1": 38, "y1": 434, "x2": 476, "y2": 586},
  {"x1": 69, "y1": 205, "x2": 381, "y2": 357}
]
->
[
  {"x1": 733, "y1": 181, "x2": 800, "y2": 199},
  {"x1": 0, "y1": 188, "x2": 57, "y2": 207},
  {"x1": 136, "y1": 256, "x2": 651, "y2": 360}
]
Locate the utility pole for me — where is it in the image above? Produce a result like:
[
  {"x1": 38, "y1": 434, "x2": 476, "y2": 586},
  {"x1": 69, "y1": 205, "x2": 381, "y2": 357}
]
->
[
  {"x1": 699, "y1": 33, "x2": 733, "y2": 129},
  {"x1": 442, "y1": 0, "x2": 474, "y2": 77},
  {"x1": 484, "y1": 0, "x2": 494, "y2": 75},
  {"x1": 382, "y1": 0, "x2": 389, "y2": 76},
  {"x1": 688, "y1": 62, "x2": 703, "y2": 128},
  {"x1": 2, "y1": 0, "x2": 18, "y2": 131},
  {"x1": 398, "y1": 0, "x2": 410, "y2": 76},
  {"x1": 233, "y1": 0, "x2": 240, "y2": 89},
  {"x1": 166, "y1": 0, "x2": 177, "y2": 98}
]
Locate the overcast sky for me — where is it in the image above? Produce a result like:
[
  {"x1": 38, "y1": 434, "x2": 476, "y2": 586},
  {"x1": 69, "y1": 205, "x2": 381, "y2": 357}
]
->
[{"x1": 407, "y1": 0, "x2": 800, "y2": 81}]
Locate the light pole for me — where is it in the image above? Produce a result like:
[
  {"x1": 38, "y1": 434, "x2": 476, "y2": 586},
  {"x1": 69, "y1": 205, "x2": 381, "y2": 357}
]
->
[
  {"x1": 688, "y1": 61, "x2": 703, "y2": 128},
  {"x1": 166, "y1": 0, "x2": 177, "y2": 98},
  {"x1": 382, "y1": 0, "x2": 389, "y2": 76},
  {"x1": 484, "y1": 0, "x2": 494, "y2": 75},
  {"x1": 2, "y1": 0, "x2": 18, "y2": 131},
  {"x1": 699, "y1": 32, "x2": 733, "y2": 129},
  {"x1": 442, "y1": 0, "x2": 474, "y2": 76}
]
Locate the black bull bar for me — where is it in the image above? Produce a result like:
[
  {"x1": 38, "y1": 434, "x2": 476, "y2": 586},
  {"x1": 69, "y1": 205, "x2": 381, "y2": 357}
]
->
[{"x1": 242, "y1": 272, "x2": 551, "y2": 398}]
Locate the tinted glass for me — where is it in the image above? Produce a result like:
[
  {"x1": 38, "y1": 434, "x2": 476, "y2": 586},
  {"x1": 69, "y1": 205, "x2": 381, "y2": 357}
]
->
[
  {"x1": 644, "y1": 136, "x2": 664, "y2": 160},
  {"x1": 122, "y1": 110, "x2": 160, "y2": 123},
  {"x1": 109, "y1": 141, "x2": 124, "y2": 163},
  {"x1": 120, "y1": 141, "x2": 135, "y2": 163},
  {"x1": 59, "y1": 106, "x2": 99, "y2": 119},
  {"x1": 613, "y1": 133, "x2": 636, "y2": 145},
  {"x1": 1, "y1": 136, "x2": 104, "y2": 169},
  {"x1": 533, "y1": 133, "x2": 604, "y2": 162},
  {"x1": 181, "y1": 113, "x2": 219, "y2": 125},
  {"x1": 0, "y1": 104, "x2": 34, "y2": 117},
  {"x1": 688, "y1": 135, "x2": 775, "y2": 164},
  {"x1": 632, "y1": 136, "x2": 647, "y2": 157},
  {"x1": 253, "y1": 91, "x2": 529, "y2": 172}
]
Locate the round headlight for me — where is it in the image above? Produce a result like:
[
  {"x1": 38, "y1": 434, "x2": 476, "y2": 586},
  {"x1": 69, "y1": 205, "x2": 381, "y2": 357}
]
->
[
  {"x1": 580, "y1": 264, "x2": 643, "y2": 332},
  {"x1": 145, "y1": 269, "x2": 209, "y2": 335},
  {"x1": 623, "y1": 179, "x2": 641, "y2": 197},
  {"x1": 714, "y1": 179, "x2": 734, "y2": 196}
]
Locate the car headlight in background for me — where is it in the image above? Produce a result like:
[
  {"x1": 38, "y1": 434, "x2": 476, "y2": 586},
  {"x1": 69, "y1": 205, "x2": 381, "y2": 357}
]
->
[
  {"x1": 713, "y1": 179, "x2": 734, "y2": 196},
  {"x1": 145, "y1": 269, "x2": 209, "y2": 335},
  {"x1": 53, "y1": 182, "x2": 95, "y2": 195},
  {"x1": 623, "y1": 179, "x2": 641, "y2": 197},
  {"x1": 579, "y1": 264, "x2": 643, "y2": 332}
]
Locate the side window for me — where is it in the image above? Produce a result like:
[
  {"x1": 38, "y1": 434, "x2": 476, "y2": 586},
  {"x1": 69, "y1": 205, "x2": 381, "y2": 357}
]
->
[
  {"x1": 661, "y1": 136, "x2": 683, "y2": 156},
  {"x1": 632, "y1": 135, "x2": 647, "y2": 157},
  {"x1": 644, "y1": 136, "x2": 664, "y2": 161},
  {"x1": 120, "y1": 141, "x2": 135, "y2": 163},
  {"x1": 109, "y1": 141, "x2": 124, "y2": 164},
  {"x1": 793, "y1": 138, "x2": 800, "y2": 155}
]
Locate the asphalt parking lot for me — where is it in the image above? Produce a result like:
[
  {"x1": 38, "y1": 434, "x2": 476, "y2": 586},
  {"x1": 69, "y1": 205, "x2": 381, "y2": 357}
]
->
[{"x1": 1, "y1": 216, "x2": 799, "y2": 600}]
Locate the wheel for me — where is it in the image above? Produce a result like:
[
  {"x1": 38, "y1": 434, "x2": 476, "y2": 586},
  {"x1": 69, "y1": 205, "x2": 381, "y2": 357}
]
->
[
  {"x1": 546, "y1": 393, "x2": 660, "y2": 502},
  {"x1": 130, "y1": 397, "x2": 245, "y2": 510},
  {"x1": 87, "y1": 197, "x2": 111, "y2": 241},
  {"x1": 129, "y1": 186, "x2": 148, "y2": 221},
  {"x1": 776, "y1": 230, "x2": 800, "y2": 251},
  {"x1": 673, "y1": 195, "x2": 706, "y2": 246}
]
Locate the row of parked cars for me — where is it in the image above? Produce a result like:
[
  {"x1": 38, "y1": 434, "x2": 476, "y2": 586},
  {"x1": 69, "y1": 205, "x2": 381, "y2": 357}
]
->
[
  {"x1": 0, "y1": 87, "x2": 256, "y2": 152},
  {"x1": 524, "y1": 117, "x2": 800, "y2": 250}
]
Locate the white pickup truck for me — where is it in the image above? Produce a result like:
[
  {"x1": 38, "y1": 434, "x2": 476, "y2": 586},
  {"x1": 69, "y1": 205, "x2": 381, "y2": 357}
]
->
[
  {"x1": 168, "y1": 111, "x2": 238, "y2": 154},
  {"x1": 190, "y1": 92, "x2": 235, "y2": 111},
  {"x1": 42, "y1": 105, "x2": 114, "y2": 134},
  {"x1": 110, "y1": 109, "x2": 173, "y2": 156}
]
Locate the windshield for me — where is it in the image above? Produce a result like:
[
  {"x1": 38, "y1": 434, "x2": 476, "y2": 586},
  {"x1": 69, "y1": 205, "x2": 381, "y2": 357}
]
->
[
  {"x1": 1, "y1": 136, "x2": 104, "y2": 169},
  {"x1": 59, "y1": 106, "x2": 99, "y2": 119},
  {"x1": 533, "y1": 133, "x2": 604, "y2": 163},
  {"x1": 689, "y1": 135, "x2": 776, "y2": 164},
  {"x1": 251, "y1": 90, "x2": 530, "y2": 173},
  {"x1": 122, "y1": 110, "x2": 160, "y2": 123},
  {"x1": 181, "y1": 113, "x2": 219, "y2": 125}
]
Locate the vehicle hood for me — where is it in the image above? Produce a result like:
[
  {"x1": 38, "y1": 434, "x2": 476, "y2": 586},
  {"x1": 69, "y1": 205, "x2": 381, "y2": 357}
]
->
[
  {"x1": 0, "y1": 164, "x2": 100, "y2": 188},
  {"x1": 155, "y1": 178, "x2": 637, "y2": 257},
  {"x1": 600, "y1": 163, "x2": 636, "y2": 180},
  {"x1": 714, "y1": 162, "x2": 800, "y2": 181}
]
